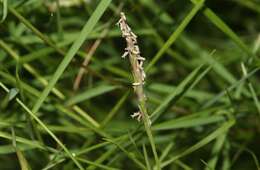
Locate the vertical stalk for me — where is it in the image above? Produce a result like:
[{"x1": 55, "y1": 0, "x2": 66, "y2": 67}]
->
[{"x1": 117, "y1": 12, "x2": 160, "y2": 169}]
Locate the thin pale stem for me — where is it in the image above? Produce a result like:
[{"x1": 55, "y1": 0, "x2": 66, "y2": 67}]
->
[{"x1": 117, "y1": 12, "x2": 161, "y2": 170}]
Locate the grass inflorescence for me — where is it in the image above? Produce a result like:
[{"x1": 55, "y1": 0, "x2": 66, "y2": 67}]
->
[{"x1": 0, "y1": 0, "x2": 260, "y2": 170}]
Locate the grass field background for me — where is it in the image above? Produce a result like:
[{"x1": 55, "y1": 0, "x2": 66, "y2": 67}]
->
[{"x1": 0, "y1": 0, "x2": 260, "y2": 169}]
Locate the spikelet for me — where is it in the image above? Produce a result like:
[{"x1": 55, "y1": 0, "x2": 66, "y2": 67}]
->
[{"x1": 117, "y1": 12, "x2": 148, "y2": 122}]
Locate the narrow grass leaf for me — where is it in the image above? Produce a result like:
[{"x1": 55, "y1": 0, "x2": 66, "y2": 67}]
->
[
  {"x1": 180, "y1": 36, "x2": 237, "y2": 84},
  {"x1": 142, "y1": 144, "x2": 152, "y2": 170},
  {"x1": 8, "y1": 6, "x2": 65, "y2": 55},
  {"x1": 0, "y1": 40, "x2": 65, "y2": 99},
  {"x1": 205, "y1": 134, "x2": 226, "y2": 170},
  {"x1": 151, "y1": 65, "x2": 207, "y2": 120},
  {"x1": 0, "y1": 82, "x2": 84, "y2": 170},
  {"x1": 161, "y1": 120, "x2": 235, "y2": 168},
  {"x1": 190, "y1": 0, "x2": 253, "y2": 57},
  {"x1": 76, "y1": 158, "x2": 120, "y2": 170},
  {"x1": 145, "y1": 0, "x2": 205, "y2": 72},
  {"x1": 0, "y1": 0, "x2": 7, "y2": 23},
  {"x1": 149, "y1": 83, "x2": 214, "y2": 102},
  {"x1": 241, "y1": 63, "x2": 260, "y2": 116},
  {"x1": 0, "y1": 144, "x2": 35, "y2": 154},
  {"x1": 153, "y1": 115, "x2": 225, "y2": 130},
  {"x1": 102, "y1": 90, "x2": 130, "y2": 126},
  {"x1": 32, "y1": 0, "x2": 111, "y2": 114},
  {"x1": 16, "y1": 149, "x2": 31, "y2": 170},
  {"x1": 11, "y1": 128, "x2": 31, "y2": 170},
  {"x1": 0, "y1": 131, "x2": 47, "y2": 151},
  {"x1": 103, "y1": 138, "x2": 146, "y2": 170},
  {"x1": 159, "y1": 142, "x2": 174, "y2": 162},
  {"x1": 66, "y1": 85, "x2": 118, "y2": 106},
  {"x1": 203, "y1": 68, "x2": 259, "y2": 108},
  {"x1": 233, "y1": 0, "x2": 260, "y2": 14},
  {"x1": 0, "y1": 39, "x2": 100, "y2": 128}
]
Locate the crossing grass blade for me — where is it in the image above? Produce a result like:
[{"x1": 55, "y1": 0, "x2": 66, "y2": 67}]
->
[
  {"x1": 102, "y1": 90, "x2": 130, "y2": 126},
  {"x1": 142, "y1": 144, "x2": 152, "y2": 170},
  {"x1": 0, "y1": 1, "x2": 259, "y2": 169},
  {"x1": 204, "y1": 134, "x2": 227, "y2": 170},
  {"x1": 0, "y1": 82, "x2": 84, "y2": 169},
  {"x1": 0, "y1": 131, "x2": 47, "y2": 151},
  {"x1": 160, "y1": 119, "x2": 235, "y2": 168},
  {"x1": 203, "y1": 68, "x2": 259, "y2": 108},
  {"x1": 11, "y1": 128, "x2": 31, "y2": 170},
  {"x1": 31, "y1": 0, "x2": 112, "y2": 114},
  {"x1": 151, "y1": 65, "x2": 210, "y2": 121}
]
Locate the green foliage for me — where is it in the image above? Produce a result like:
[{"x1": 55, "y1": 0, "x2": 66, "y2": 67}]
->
[{"x1": 0, "y1": 0, "x2": 259, "y2": 169}]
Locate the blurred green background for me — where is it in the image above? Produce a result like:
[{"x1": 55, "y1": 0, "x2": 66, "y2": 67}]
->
[{"x1": 0, "y1": 0, "x2": 259, "y2": 169}]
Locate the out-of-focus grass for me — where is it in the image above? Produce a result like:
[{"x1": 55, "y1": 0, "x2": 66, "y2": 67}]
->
[{"x1": 0, "y1": 0, "x2": 259, "y2": 169}]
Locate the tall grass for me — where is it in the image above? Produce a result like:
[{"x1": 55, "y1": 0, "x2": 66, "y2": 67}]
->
[{"x1": 0, "y1": 0, "x2": 259, "y2": 170}]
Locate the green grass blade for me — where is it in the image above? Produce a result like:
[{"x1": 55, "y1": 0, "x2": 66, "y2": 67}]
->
[
  {"x1": 159, "y1": 142, "x2": 174, "y2": 162},
  {"x1": 31, "y1": 0, "x2": 111, "y2": 114},
  {"x1": 0, "y1": 144, "x2": 36, "y2": 154},
  {"x1": 0, "y1": 39, "x2": 100, "y2": 128},
  {"x1": 241, "y1": 63, "x2": 260, "y2": 116},
  {"x1": 0, "y1": 82, "x2": 84, "y2": 169},
  {"x1": 190, "y1": 0, "x2": 254, "y2": 57},
  {"x1": 153, "y1": 115, "x2": 225, "y2": 130},
  {"x1": 145, "y1": 0, "x2": 205, "y2": 72},
  {"x1": 161, "y1": 119, "x2": 235, "y2": 168},
  {"x1": 180, "y1": 36, "x2": 237, "y2": 84},
  {"x1": 101, "y1": 90, "x2": 130, "y2": 126},
  {"x1": 142, "y1": 144, "x2": 152, "y2": 170},
  {"x1": 66, "y1": 85, "x2": 118, "y2": 106},
  {"x1": 0, "y1": 131, "x2": 47, "y2": 151},
  {"x1": 76, "y1": 157, "x2": 120, "y2": 170},
  {"x1": 8, "y1": 6, "x2": 65, "y2": 55},
  {"x1": 103, "y1": 138, "x2": 146, "y2": 170},
  {"x1": 233, "y1": 0, "x2": 260, "y2": 14},
  {"x1": 149, "y1": 83, "x2": 215, "y2": 102},
  {"x1": 151, "y1": 65, "x2": 208, "y2": 120},
  {"x1": 0, "y1": 0, "x2": 7, "y2": 23},
  {"x1": 0, "y1": 40, "x2": 65, "y2": 99},
  {"x1": 204, "y1": 134, "x2": 226, "y2": 170},
  {"x1": 203, "y1": 68, "x2": 259, "y2": 108},
  {"x1": 11, "y1": 129, "x2": 31, "y2": 170}
]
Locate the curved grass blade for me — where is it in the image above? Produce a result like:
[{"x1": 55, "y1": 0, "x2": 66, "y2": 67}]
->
[{"x1": 0, "y1": 0, "x2": 7, "y2": 23}]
